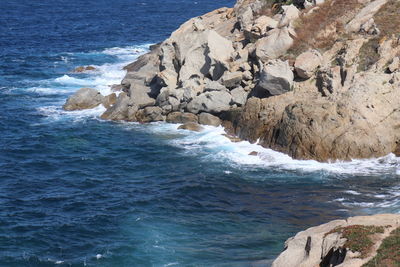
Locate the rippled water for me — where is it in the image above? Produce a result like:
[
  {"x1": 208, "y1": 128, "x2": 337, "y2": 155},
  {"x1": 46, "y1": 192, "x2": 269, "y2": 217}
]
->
[{"x1": 1, "y1": 0, "x2": 399, "y2": 266}]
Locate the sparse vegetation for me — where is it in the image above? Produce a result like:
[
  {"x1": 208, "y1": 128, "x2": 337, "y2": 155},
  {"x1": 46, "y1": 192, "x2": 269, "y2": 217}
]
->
[
  {"x1": 326, "y1": 225, "x2": 385, "y2": 258},
  {"x1": 373, "y1": 0, "x2": 400, "y2": 38},
  {"x1": 288, "y1": 0, "x2": 361, "y2": 56},
  {"x1": 363, "y1": 227, "x2": 400, "y2": 267},
  {"x1": 357, "y1": 38, "x2": 380, "y2": 72}
]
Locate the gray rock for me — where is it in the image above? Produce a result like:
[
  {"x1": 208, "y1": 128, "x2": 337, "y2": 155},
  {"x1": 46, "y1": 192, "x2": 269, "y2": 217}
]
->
[
  {"x1": 198, "y1": 113, "x2": 221, "y2": 126},
  {"x1": 221, "y1": 72, "x2": 243, "y2": 89},
  {"x1": 204, "y1": 80, "x2": 228, "y2": 92},
  {"x1": 254, "y1": 60, "x2": 294, "y2": 97},
  {"x1": 186, "y1": 91, "x2": 232, "y2": 114},
  {"x1": 255, "y1": 27, "x2": 294, "y2": 61},
  {"x1": 231, "y1": 87, "x2": 248, "y2": 106},
  {"x1": 294, "y1": 49, "x2": 323, "y2": 79},
  {"x1": 101, "y1": 92, "x2": 138, "y2": 121},
  {"x1": 63, "y1": 88, "x2": 104, "y2": 111},
  {"x1": 166, "y1": 112, "x2": 198, "y2": 123},
  {"x1": 102, "y1": 93, "x2": 117, "y2": 109}
]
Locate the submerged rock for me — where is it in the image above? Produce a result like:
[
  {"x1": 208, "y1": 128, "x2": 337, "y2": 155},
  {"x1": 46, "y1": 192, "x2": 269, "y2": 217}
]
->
[
  {"x1": 178, "y1": 122, "x2": 204, "y2": 132},
  {"x1": 72, "y1": 66, "x2": 97, "y2": 73}
]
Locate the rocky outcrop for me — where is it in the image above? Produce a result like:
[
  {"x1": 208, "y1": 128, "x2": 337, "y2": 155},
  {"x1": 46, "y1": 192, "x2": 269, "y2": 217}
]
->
[
  {"x1": 63, "y1": 0, "x2": 400, "y2": 162},
  {"x1": 272, "y1": 214, "x2": 400, "y2": 267},
  {"x1": 63, "y1": 88, "x2": 104, "y2": 111}
]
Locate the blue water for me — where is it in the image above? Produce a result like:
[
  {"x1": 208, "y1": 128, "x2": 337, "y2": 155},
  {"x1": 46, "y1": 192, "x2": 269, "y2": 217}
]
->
[{"x1": 1, "y1": 0, "x2": 400, "y2": 266}]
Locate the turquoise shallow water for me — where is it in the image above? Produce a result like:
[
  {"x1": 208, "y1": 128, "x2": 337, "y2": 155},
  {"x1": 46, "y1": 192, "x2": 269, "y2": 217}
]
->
[{"x1": 1, "y1": 0, "x2": 400, "y2": 266}]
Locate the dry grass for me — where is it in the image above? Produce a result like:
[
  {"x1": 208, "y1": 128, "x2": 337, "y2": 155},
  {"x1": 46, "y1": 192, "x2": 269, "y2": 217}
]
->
[
  {"x1": 373, "y1": 0, "x2": 400, "y2": 38},
  {"x1": 288, "y1": 0, "x2": 361, "y2": 56},
  {"x1": 357, "y1": 0, "x2": 400, "y2": 72}
]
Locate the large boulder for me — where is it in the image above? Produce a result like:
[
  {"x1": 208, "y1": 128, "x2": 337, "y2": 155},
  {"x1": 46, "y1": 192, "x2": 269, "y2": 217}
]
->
[
  {"x1": 175, "y1": 29, "x2": 234, "y2": 82},
  {"x1": 198, "y1": 112, "x2": 221, "y2": 126},
  {"x1": 101, "y1": 92, "x2": 138, "y2": 121},
  {"x1": 253, "y1": 60, "x2": 294, "y2": 97},
  {"x1": 255, "y1": 27, "x2": 294, "y2": 61},
  {"x1": 136, "y1": 106, "x2": 164, "y2": 123},
  {"x1": 294, "y1": 49, "x2": 323, "y2": 79},
  {"x1": 186, "y1": 91, "x2": 232, "y2": 114},
  {"x1": 231, "y1": 87, "x2": 248, "y2": 106},
  {"x1": 63, "y1": 88, "x2": 104, "y2": 111},
  {"x1": 166, "y1": 112, "x2": 198, "y2": 123},
  {"x1": 102, "y1": 93, "x2": 117, "y2": 109},
  {"x1": 278, "y1": 5, "x2": 300, "y2": 27}
]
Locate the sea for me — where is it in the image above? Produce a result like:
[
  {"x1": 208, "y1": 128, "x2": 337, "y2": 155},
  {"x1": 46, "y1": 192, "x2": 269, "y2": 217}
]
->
[{"x1": 0, "y1": 0, "x2": 399, "y2": 266}]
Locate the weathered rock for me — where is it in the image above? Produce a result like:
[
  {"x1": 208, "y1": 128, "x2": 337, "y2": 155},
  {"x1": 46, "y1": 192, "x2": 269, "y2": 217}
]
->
[
  {"x1": 204, "y1": 80, "x2": 228, "y2": 92},
  {"x1": 101, "y1": 92, "x2": 138, "y2": 121},
  {"x1": 253, "y1": 60, "x2": 294, "y2": 97},
  {"x1": 272, "y1": 214, "x2": 400, "y2": 267},
  {"x1": 278, "y1": 5, "x2": 300, "y2": 27},
  {"x1": 255, "y1": 27, "x2": 294, "y2": 61},
  {"x1": 251, "y1": 16, "x2": 278, "y2": 36},
  {"x1": 136, "y1": 106, "x2": 164, "y2": 123},
  {"x1": 63, "y1": 88, "x2": 104, "y2": 111},
  {"x1": 102, "y1": 93, "x2": 117, "y2": 109},
  {"x1": 176, "y1": 30, "x2": 234, "y2": 82},
  {"x1": 346, "y1": 0, "x2": 388, "y2": 33},
  {"x1": 187, "y1": 91, "x2": 232, "y2": 114},
  {"x1": 156, "y1": 88, "x2": 184, "y2": 112},
  {"x1": 198, "y1": 112, "x2": 221, "y2": 126},
  {"x1": 294, "y1": 49, "x2": 323, "y2": 79},
  {"x1": 231, "y1": 87, "x2": 248, "y2": 106},
  {"x1": 221, "y1": 72, "x2": 243, "y2": 89},
  {"x1": 238, "y1": 7, "x2": 253, "y2": 31},
  {"x1": 166, "y1": 112, "x2": 198, "y2": 123},
  {"x1": 388, "y1": 57, "x2": 400, "y2": 73},
  {"x1": 178, "y1": 122, "x2": 204, "y2": 132}
]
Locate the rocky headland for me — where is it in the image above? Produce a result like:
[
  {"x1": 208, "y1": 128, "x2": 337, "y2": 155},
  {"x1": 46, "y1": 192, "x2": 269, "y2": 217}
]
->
[
  {"x1": 272, "y1": 214, "x2": 400, "y2": 267},
  {"x1": 63, "y1": 0, "x2": 400, "y2": 162}
]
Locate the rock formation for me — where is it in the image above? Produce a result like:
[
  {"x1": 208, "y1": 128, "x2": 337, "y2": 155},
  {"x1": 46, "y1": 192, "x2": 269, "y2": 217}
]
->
[
  {"x1": 63, "y1": 0, "x2": 400, "y2": 162},
  {"x1": 272, "y1": 214, "x2": 400, "y2": 267}
]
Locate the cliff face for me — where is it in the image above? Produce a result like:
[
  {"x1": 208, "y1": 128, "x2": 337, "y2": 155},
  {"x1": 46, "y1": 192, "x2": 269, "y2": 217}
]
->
[{"x1": 64, "y1": 0, "x2": 400, "y2": 162}]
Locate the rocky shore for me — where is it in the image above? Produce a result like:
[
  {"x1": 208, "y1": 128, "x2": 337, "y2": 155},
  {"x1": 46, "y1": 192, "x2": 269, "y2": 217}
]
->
[
  {"x1": 272, "y1": 214, "x2": 400, "y2": 267},
  {"x1": 63, "y1": 0, "x2": 400, "y2": 162}
]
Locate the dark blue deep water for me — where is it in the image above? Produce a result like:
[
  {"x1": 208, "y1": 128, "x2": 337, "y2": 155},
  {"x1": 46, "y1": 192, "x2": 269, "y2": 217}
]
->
[{"x1": 1, "y1": 0, "x2": 400, "y2": 266}]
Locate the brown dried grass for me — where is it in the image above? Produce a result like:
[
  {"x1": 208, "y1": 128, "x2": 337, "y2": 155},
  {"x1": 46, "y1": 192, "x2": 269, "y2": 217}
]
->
[{"x1": 288, "y1": 0, "x2": 361, "y2": 56}]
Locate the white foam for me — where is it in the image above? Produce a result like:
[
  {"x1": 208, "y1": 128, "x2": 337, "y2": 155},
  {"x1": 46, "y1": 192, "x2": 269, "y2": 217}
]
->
[
  {"x1": 55, "y1": 75, "x2": 92, "y2": 86},
  {"x1": 37, "y1": 105, "x2": 106, "y2": 123},
  {"x1": 344, "y1": 190, "x2": 361, "y2": 195},
  {"x1": 119, "y1": 122, "x2": 400, "y2": 176},
  {"x1": 101, "y1": 45, "x2": 149, "y2": 60},
  {"x1": 27, "y1": 87, "x2": 71, "y2": 95}
]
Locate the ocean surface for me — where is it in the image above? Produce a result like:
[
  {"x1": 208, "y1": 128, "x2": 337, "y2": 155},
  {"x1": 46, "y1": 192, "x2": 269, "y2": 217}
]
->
[{"x1": 0, "y1": 0, "x2": 399, "y2": 266}]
